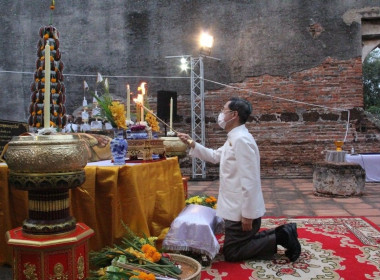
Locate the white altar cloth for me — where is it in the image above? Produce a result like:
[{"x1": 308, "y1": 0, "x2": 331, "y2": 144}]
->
[
  {"x1": 345, "y1": 154, "x2": 380, "y2": 182},
  {"x1": 86, "y1": 160, "x2": 141, "y2": 167},
  {"x1": 162, "y1": 204, "x2": 224, "y2": 259}
]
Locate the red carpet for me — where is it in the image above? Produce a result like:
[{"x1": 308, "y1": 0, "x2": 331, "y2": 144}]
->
[{"x1": 201, "y1": 217, "x2": 380, "y2": 280}]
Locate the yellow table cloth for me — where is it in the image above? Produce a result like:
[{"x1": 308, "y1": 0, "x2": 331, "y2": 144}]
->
[{"x1": 0, "y1": 157, "x2": 185, "y2": 265}]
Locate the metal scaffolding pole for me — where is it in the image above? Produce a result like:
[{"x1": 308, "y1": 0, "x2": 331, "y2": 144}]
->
[{"x1": 190, "y1": 56, "x2": 206, "y2": 179}]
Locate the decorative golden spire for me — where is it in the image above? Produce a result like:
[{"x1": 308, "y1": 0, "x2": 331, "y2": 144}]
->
[{"x1": 49, "y1": 0, "x2": 55, "y2": 25}]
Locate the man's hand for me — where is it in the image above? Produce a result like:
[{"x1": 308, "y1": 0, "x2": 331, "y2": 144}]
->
[
  {"x1": 241, "y1": 217, "x2": 253, "y2": 231},
  {"x1": 177, "y1": 132, "x2": 195, "y2": 148}
]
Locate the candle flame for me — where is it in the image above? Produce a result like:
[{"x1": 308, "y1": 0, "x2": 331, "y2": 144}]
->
[
  {"x1": 138, "y1": 82, "x2": 146, "y2": 95},
  {"x1": 133, "y1": 94, "x2": 143, "y2": 105}
]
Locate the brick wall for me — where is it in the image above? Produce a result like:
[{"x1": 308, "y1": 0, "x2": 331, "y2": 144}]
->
[{"x1": 176, "y1": 57, "x2": 380, "y2": 178}]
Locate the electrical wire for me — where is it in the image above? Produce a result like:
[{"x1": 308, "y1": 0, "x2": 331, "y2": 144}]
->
[{"x1": 0, "y1": 69, "x2": 352, "y2": 141}]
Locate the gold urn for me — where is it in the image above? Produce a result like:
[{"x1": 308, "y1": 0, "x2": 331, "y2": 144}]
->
[
  {"x1": 160, "y1": 136, "x2": 188, "y2": 157},
  {"x1": 5, "y1": 134, "x2": 88, "y2": 235}
]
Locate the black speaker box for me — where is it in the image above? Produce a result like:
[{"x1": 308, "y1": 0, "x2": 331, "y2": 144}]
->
[{"x1": 157, "y1": 91, "x2": 177, "y2": 120}]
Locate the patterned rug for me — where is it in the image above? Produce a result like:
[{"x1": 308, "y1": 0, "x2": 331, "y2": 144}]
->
[{"x1": 201, "y1": 217, "x2": 380, "y2": 280}]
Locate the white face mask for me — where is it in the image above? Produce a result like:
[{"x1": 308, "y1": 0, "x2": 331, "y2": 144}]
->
[{"x1": 218, "y1": 112, "x2": 234, "y2": 129}]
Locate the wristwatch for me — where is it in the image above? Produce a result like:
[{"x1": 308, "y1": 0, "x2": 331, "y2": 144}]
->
[{"x1": 187, "y1": 139, "x2": 194, "y2": 146}]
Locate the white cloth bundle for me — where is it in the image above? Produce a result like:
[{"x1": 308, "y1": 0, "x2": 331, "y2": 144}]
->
[{"x1": 163, "y1": 204, "x2": 224, "y2": 259}]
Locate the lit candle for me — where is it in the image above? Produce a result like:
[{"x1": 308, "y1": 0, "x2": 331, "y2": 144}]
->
[
  {"x1": 126, "y1": 84, "x2": 130, "y2": 121},
  {"x1": 169, "y1": 97, "x2": 173, "y2": 132},
  {"x1": 44, "y1": 41, "x2": 51, "y2": 128},
  {"x1": 138, "y1": 82, "x2": 146, "y2": 122},
  {"x1": 139, "y1": 94, "x2": 144, "y2": 122},
  {"x1": 133, "y1": 94, "x2": 144, "y2": 122}
]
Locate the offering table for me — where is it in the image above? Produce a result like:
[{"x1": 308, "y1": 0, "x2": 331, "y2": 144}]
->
[
  {"x1": 0, "y1": 157, "x2": 185, "y2": 265},
  {"x1": 345, "y1": 153, "x2": 380, "y2": 182}
]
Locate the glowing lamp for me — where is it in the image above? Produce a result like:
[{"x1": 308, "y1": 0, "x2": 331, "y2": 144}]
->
[
  {"x1": 180, "y1": 57, "x2": 188, "y2": 71},
  {"x1": 200, "y1": 32, "x2": 214, "y2": 48}
]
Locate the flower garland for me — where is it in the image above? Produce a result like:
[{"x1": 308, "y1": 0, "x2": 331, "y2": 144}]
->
[
  {"x1": 185, "y1": 194, "x2": 217, "y2": 209},
  {"x1": 145, "y1": 112, "x2": 160, "y2": 132}
]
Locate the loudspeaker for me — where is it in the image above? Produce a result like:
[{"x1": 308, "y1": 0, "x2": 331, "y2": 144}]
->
[{"x1": 157, "y1": 91, "x2": 177, "y2": 120}]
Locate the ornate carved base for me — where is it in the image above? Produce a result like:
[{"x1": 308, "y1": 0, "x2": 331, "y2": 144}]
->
[
  {"x1": 9, "y1": 170, "x2": 86, "y2": 191},
  {"x1": 127, "y1": 139, "x2": 166, "y2": 160},
  {"x1": 8, "y1": 171, "x2": 85, "y2": 235},
  {"x1": 6, "y1": 223, "x2": 94, "y2": 280}
]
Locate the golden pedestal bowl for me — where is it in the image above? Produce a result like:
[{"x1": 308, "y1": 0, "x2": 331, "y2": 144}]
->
[
  {"x1": 5, "y1": 134, "x2": 88, "y2": 173},
  {"x1": 4, "y1": 134, "x2": 88, "y2": 235},
  {"x1": 160, "y1": 136, "x2": 188, "y2": 157}
]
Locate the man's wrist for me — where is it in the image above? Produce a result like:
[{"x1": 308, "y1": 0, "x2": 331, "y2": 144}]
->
[{"x1": 187, "y1": 139, "x2": 195, "y2": 148}]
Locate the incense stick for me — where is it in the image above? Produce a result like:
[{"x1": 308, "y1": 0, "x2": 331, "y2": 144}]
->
[{"x1": 135, "y1": 102, "x2": 194, "y2": 145}]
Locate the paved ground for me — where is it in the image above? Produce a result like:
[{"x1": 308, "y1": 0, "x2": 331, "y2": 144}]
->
[
  {"x1": 187, "y1": 178, "x2": 380, "y2": 227},
  {"x1": 1, "y1": 178, "x2": 379, "y2": 279}
]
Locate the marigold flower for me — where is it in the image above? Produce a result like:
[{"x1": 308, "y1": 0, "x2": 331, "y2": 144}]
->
[
  {"x1": 97, "y1": 268, "x2": 106, "y2": 276},
  {"x1": 131, "y1": 271, "x2": 156, "y2": 280},
  {"x1": 185, "y1": 194, "x2": 218, "y2": 209},
  {"x1": 36, "y1": 123, "x2": 41, "y2": 128},
  {"x1": 37, "y1": 110, "x2": 42, "y2": 115},
  {"x1": 141, "y1": 244, "x2": 161, "y2": 262},
  {"x1": 152, "y1": 251, "x2": 161, "y2": 262},
  {"x1": 44, "y1": 34, "x2": 49, "y2": 40}
]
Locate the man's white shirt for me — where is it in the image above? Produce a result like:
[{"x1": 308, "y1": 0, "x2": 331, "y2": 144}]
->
[{"x1": 190, "y1": 124, "x2": 266, "y2": 221}]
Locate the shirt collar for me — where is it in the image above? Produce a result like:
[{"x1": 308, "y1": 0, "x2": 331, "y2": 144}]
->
[{"x1": 227, "y1": 124, "x2": 246, "y2": 138}]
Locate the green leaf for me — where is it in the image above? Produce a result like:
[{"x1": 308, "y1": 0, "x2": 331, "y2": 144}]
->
[{"x1": 90, "y1": 91, "x2": 117, "y2": 128}]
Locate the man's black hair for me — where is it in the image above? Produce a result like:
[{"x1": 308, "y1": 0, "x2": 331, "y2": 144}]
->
[{"x1": 228, "y1": 97, "x2": 252, "y2": 124}]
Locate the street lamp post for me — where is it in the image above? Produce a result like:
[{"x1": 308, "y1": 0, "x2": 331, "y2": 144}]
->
[
  {"x1": 190, "y1": 55, "x2": 206, "y2": 179},
  {"x1": 166, "y1": 32, "x2": 218, "y2": 179}
]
